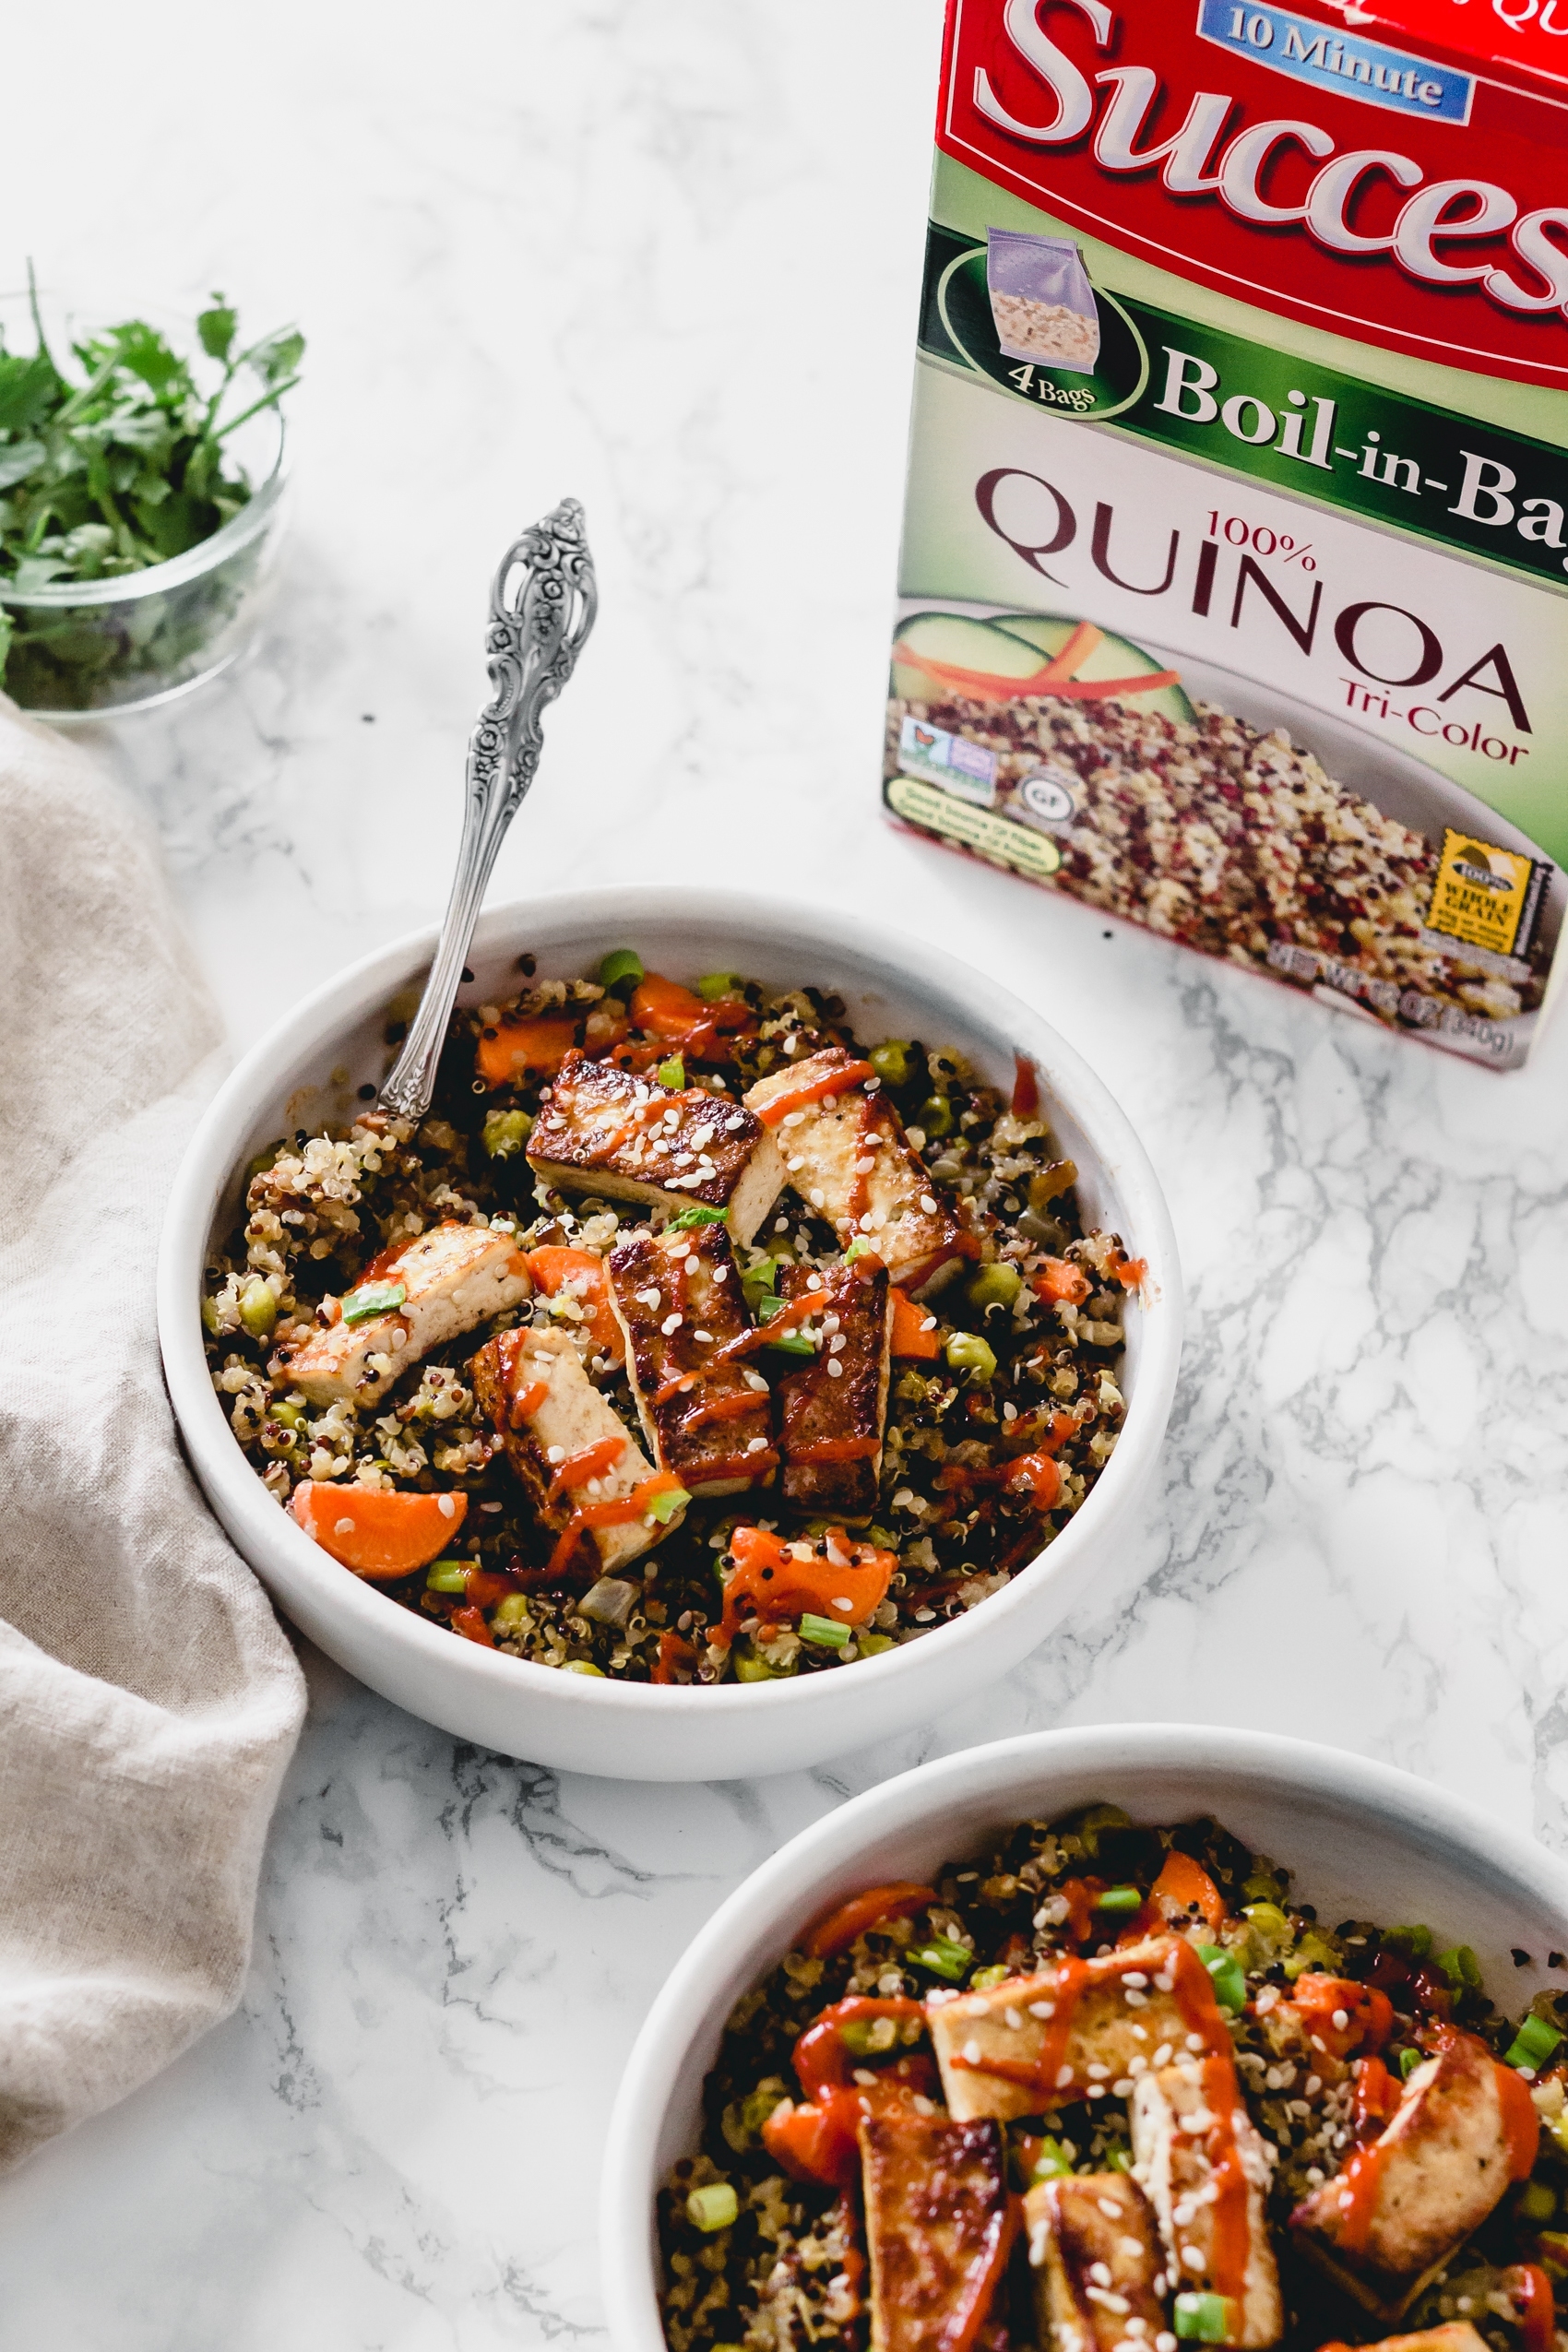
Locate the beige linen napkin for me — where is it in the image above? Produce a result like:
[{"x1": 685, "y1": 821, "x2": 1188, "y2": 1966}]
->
[{"x1": 0, "y1": 701, "x2": 305, "y2": 2171}]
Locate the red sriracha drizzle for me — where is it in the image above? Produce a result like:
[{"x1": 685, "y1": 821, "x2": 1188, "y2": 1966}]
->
[{"x1": 762, "y1": 1998, "x2": 935, "y2": 2190}]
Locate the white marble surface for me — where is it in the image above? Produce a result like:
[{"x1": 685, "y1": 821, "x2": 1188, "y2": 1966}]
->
[{"x1": 6, "y1": 0, "x2": 1568, "y2": 2342}]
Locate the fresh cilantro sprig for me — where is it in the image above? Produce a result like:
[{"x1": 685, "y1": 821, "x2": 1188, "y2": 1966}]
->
[{"x1": 0, "y1": 267, "x2": 303, "y2": 596}]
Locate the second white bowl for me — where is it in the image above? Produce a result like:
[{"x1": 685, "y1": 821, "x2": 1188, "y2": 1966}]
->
[{"x1": 158, "y1": 888, "x2": 1182, "y2": 1781}]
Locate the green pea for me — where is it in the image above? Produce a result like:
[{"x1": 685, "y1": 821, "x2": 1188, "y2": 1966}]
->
[
  {"x1": 918, "y1": 1095, "x2": 953, "y2": 1138},
  {"x1": 945, "y1": 1332, "x2": 996, "y2": 1382},
  {"x1": 869, "y1": 1040, "x2": 913, "y2": 1087},
  {"x1": 967, "y1": 1262, "x2": 1022, "y2": 1313},
  {"x1": 270, "y1": 1397, "x2": 306, "y2": 1431},
  {"x1": 598, "y1": 948, "x2": 644, "y2": 992},
  {"x1": 482, "y1": 1107, "x2": 534, "y2": 1158},
  {"x1": 696, "y1": 971, "x2": 745, "y2": 1002},
  {"x1": 238, "y1": 1277, "x2": 277, "y2": 1338}
]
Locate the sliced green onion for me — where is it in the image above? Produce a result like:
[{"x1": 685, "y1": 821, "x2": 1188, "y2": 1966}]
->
[
  {"x1": 667, "y1": 1205, "x2": 728, "y2": 1231},
  {"x1": 657, "y1": 1055, "x2": 685, "y2": 1089},
  {"x1": 341, "y1": 1279, "x2": 407, "y2": 1325},
  {"x1": 685, "y1": 2182, "x2": 738, "y2": 2233},
  {"x1": 1104, "y1": 2146, "x2": 1133, "y2": 2174},
  {"x1": 1507, "y1": 2013, "x2": 1564, "y2": 2072},
  {"x1": 1520, "y1": 2180, "x2": 1557, "y2": 2223},
  {"x1": 696, "y1": 971, "x2": 744, "y2": 1002},
  {"x1": 1396, "y1": 2046, "x2": 1423, "y2": 2080},
  {"x1": 482, "y1": 1107, "x2": 533, "y2": 1158},
  {"x1": 743, "y1": 1258, "x2": 780, "y2": 1294},
  {"x1": 1384, "y1": 1923, "x2": 1432, "y2": 1959},
  {"x1": 1030, "y1": 2136, "x2": 1075, "y2": 2182},
  {"x1": 425, "y1": 1559, "x2": 470, "y2": 1595},
  {"x1": 492, "y1": 1593, "x2": 530, "y2": 1633},
  {"x1": 843, "y1": 1240, "x2": 872, "y2": 1263},
  {"x1": 1174, "y1": 2292, "x2": 1233, "y2": 2343},
  {"x1": 858, "y1": 1632, "x2": 895, "y2": 1657},
  {"x1": 800, "y1": 1613, "x2": 850, "y2": 1650},
  {"x1": 908, "y1": 1937, "x2": 972, "y2": 1983},
  {"x1": 765, "y1": 1331, "x2": 816, "y2": 1357},
  {"x1": 1196, "y1": 1944, "x2": 1247, "y2": 2015},
  {"x1": 1095, "y1": 1885, "x2": 1143, "y2": 1913},
  {"x1": 1437, "y1": 1944, "x2": 1482, "y2": 1993},
  {"x1": 563, "y1": 1659, "x2": 606, "y2": 1676},
  {"x1": 733, "y1": 1645, "x2": 791, "y2": 1682},
  {"x1": 969, "y1": 1965, "x2": 1009, "y2": 1992},
  {"x1": 598, "y1": 948, "x2": 644, "y2": 992},
  {"x1": 646, "y1": 1487, "x2": 692, "y2": 1526}
]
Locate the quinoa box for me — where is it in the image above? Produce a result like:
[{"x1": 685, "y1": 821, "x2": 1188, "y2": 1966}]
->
[{"x1": 885, "y1": 0, "x2": 1568, "y2": 1066}]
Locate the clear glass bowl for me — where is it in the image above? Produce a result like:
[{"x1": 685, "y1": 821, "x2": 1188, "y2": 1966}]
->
[{"x1": 0, "y1": 410, "x2": 287, "y2": 721}]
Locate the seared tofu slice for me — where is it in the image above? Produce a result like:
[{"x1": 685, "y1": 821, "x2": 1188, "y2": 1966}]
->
[
  {"x1": 1291, "y1": 2030, "x2": 1523, "y2": 2311},
  {"x1": 860, "y1": 2108, "x2": 1014, "y2": 2352},
  {"x1": 275, "y1": 1220, "x2": 531, "y2": 1408},
  {"x1": 1025, "y1": 2172, "x2": 1166, "y2": 2352},
  {"x1": 776, "y1": 1257, "x2": 892, "y2": 1522},
  {"x1": 1131, "y1": 2061, "x2": 1282, "y2": 2349},
  {"x1": 929, "y1": 1938, "x2": 1194, "y2": 2124},
  {"x1": 607, "y1": 1224, "x2": 777, "y2": 1497},
  {"x1": 470, "y1": 1326, "x2": 675, "y2": 1573},
  {"x1": 744, "y1": 1049, "x2": 968, "y2": 1287},
  {"x1": 527, "y1": 1051, "x2": 783, "y2": 1242}
]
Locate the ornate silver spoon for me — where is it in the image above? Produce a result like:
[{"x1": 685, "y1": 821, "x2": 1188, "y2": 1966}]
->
[{"x1": 378, "y1": 497, "x2": 598, "y2": 1122}]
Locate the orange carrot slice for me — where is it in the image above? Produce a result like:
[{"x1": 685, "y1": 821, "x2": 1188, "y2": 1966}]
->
[
  {"x1": 526, "y1": 1246, "x2": 624, "y2": 1361},
  {"x1": 476, "y1": 1016, "x2": 578, "y2": 1088},
  {"x1": 889, "y1": 1288, "x2": 941, "y2": 1359},
  {"x1": 291, "y1": 1481, "x2": 467, "y2": 1581}
]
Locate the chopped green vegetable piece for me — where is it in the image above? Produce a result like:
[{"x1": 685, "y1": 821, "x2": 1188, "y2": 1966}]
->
[
  {"x1": 269, "y1": 1399, "x2": 306, "y2": 1431},
  {"x1": 425, "y1": 1559, "x2": 470, "y2": 1595},
  {"x1": 696, "y1": 971, "x2": 744, "y2": 1002},
  {"x1": 598, "y1": 948, "x2": 644, "y2": 992},
  {"x1": 1241, "y1": 1902, "x2": 1292, "y2": 1942},
  {"x1": 1066, "y1": 1804, "x2": 1131, "y2": 1858},
  {"x1": 1507, "y1": 2013, "x2": 1564, "y2": 2071},
  {"x1": 1520, "y1": 2180, "x2": 1557, "y2": 2223},
  {"x1": 646, "y1": 1487, "x2": 692, "y2": 1526},
  {"x1": 1540, "y1": 2227, "x2": 1568, "y2": 2256},
  {"x1": 1283, "y1": 1931, "x2": 1340, "y2": 1979},
  {"x1": 685, "y1": 2183, "x2": 738, "y2": 2233},
  {"x1": 238, "y1": 1275, "x2": 277, "y2": 1338},
  {"x1": 482, "y1": 1107, "x2": 533, "y2": 1158},
  {"x1": 969, "y1": 1965, "x2": 1009, "y2": 1991},
  {"x1": 1104, "y1": 2146, "x2": 1133, "y2": 2174},
  {"x1": 1197, "y1": 1944, "x2": 1247, "y2": 2014},
  {"x1": 667, "y1": 1205, "x2": 728, "y2": 1231},
  {"x1": 858, "y1": 1632, "x2": 896, "y2": 1657},
  {"x1": 1396, "y1": 2046, "x2": 1423, "y2": 2080},
  {"x1": 800, "y1": 1613, "x2": 850, "y2": 1650},
  {"x1": 918, "y1": 1095, "x2": 953, "y2": 1138},
  {"x1": 1553, "y1": 2114, "x2": 1568, "y2": 2158},
  {"x1": 341, "y1": 1280, "x2": 407, "y2": 1325},
  {"x1": 492, "y1": 1594, "x2": 530, "y2": 1634},
  {"x1": 945, "y1": 1332, "x2": 996, "y2": 1382},
  {"x1": 1385, "y1": 1924, "x2": 1433, "y2": 1959},
  {"x1": 733, "y1": 1645, "x2": 790, "y2": 1682},
  {"x1": 1173, "y1": 2293, "x2": 1232, "y2": 2343},
  {"x1": 563, "y1": 1660, "x2": 606, "y2": 1676},
  {"x1": 1030, "y1": 2136, "x2": 1075, "y2": 2182},
  {"x1": 968, "y1": 1262, "x2": 1022, "y2": 1312},
  {"x1": 869, "y1": 1040, "x2": 913, "y2": 1087},
  {"x1": 1095, "y1": 1885, "x2": 1143, "y2": 1913},
  {"x1": 909, "y1": 1937, "x2": 972, "y2": 1983},
  {"x1": 765, "y1": 1331, "x2": 816, "y2": 1358},
  {"x1": 1437, "y1": 1944, "x2": 1482, "y2": 1993},
  {"x1": 657, "y1": 1055, "x2": 685, "y2": 1089}
]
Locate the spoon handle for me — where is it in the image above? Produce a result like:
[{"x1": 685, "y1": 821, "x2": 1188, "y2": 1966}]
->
[{"x1": 379, "y1": 498, "x2": 597, "y2": 1123}]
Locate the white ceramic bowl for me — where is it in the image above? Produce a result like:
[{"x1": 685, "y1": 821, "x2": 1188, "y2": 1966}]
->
[
  {"x1": 158, "y1": 888, "x2": 1182, "y2": 1781},
  {"x1": 600, "y1": 1723, "x2": 1568, "y2": 2352}
]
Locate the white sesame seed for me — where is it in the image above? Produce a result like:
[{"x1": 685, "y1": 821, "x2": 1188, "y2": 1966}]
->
[
  {"x1": 963, "y1": 2038, "x2": 982, "y2": 2065},
  {"x1": 1152, "y1": 2043, "x2": 1173, "y2": 2066},
  {"x1": 1096, "y1": 2199, "x2": 1123, "y2": 2221},
  {"x1": 1331, "y1": 2008, "x2": 1348, "y2": 2030},
  {"x1": 826, "y1": 1359, "x2": 843, "y2": 1378},
  {"x1": 1182, "y1": 2247, "x2": 1206, "y2": 2273},
  {"x1": 1029, "y1": 2000, "x2": 1055, "y2": 2019},
  {"x1": 1087, "y1": 2062, "x2": 1111, "y2": 2081},
  {"x1": 809, "y1": 1189, "x2": 826, "y2": 1208},
  {"x1": 726, "y1": 1114, "x2": 746, "y2": 1132},
  {"x1": 1129, "y1": 2055, "x2": 1147, "y2": 2074},
  {"x1": 1113, "y1": 2077, "x2": 1134, "y2": 2097},
  {"x1": 1090, "y1": 2263, "x2": 1113, "y2": 2287},
  {"x1": 1185, "y1": 2034, "x2": 1206, "y2": 2053},
  {"x1": 436, "y1": 1495, "x2": 457, "y2": 1518},
  {"x1": 1123, "y1": 1971, "x2": 1148, "y2": 1988},
  {"x1": 744, "y1": 1370, "x2": 769, "y2": 1391},
  {"x1": 695, "y1": 1329, "x2": 714, "y2": 1344},
  {"x1": 1004, "y1": 2006, "x2": 1023, "y2": 2029},
  {"x1": 661, "y1": 1313, "x2": 683, "y2": 1335},
  {"x1": 786, "y1": 1157, "x2": 805, "y2": 1172},
  {"x1": 334, "y1": 1516, "x2": 355, "y2": 1535},
  {"x1": 746, "y1": 1437, "x2": 768, "y2": 1453},
  {"x1": 546, "y1": 1444, "x2": 566, "y2": 1463},
  {"x1": 1055, "y1": 2064, "x2": 1075, "y2": 2087}
]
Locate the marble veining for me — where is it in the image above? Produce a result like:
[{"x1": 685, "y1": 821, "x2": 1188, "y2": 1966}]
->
[{"x1": 4, "y1": 0, "x2": 1568, "y2": 2343}]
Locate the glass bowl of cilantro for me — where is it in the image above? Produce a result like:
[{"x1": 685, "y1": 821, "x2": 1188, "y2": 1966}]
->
[{"x1": 0, "y1": 279, "x2": 303, "y2": 719}]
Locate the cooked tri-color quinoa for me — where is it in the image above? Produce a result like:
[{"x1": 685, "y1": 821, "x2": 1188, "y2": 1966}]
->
[
  {"x1": 202, "y1": 953, "x2": 1142, "y2": 1682},
  {"x1": 660, "y1": 1804, "x2": 1568, "y2": 2352},
  {"x1": 886, "y1": 688, "x2": 1550, "y2": 1050}
]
